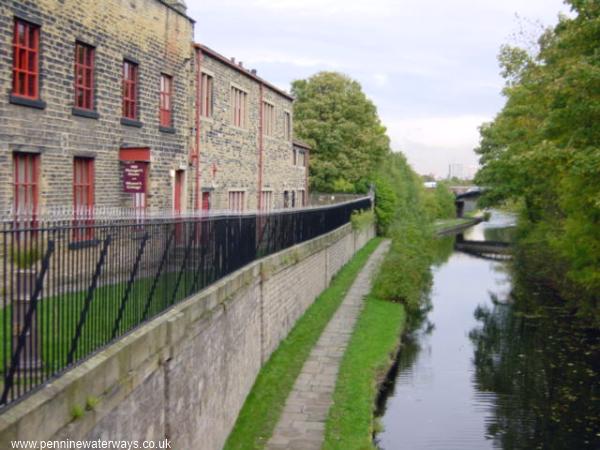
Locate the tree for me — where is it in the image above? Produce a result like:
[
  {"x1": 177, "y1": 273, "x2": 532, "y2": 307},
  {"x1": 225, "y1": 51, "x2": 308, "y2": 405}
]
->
[
  {"x1": 292, "y1": 72, "x2": 390, "y2": 193},
  {"x1": 474, "y1": 0, "x2": 600, "y2": 323}
]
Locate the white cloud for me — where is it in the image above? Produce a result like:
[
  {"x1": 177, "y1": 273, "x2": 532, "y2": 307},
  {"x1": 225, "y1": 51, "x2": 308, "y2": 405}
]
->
[
  {"x1": 187, "y1": 0, "x2": 569, "y2": 174},
  {"x1": 373, "y1": 73, "x2": 389, "y2": 87},
  {"x1": 385, "y1": 115, "x2": 491, "y2": 177}
]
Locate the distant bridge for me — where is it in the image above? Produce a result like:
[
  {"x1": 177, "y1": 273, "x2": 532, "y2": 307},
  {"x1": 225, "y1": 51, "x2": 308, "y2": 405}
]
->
[
  {"x1": 451, "y1": 186, "x2": 484, "y2": 217},
  {"x1": 454, "y1": 236, "x2": 512, "y2": 261}
]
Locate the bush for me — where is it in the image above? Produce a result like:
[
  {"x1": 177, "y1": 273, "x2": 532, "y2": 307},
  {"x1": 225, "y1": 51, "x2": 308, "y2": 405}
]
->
[
  {"x1": 373, "y1": 177, "x2": 397, "y2": 236},
  {"x1": 350, "y1": 210, "x2": 375, "y2": 231},
  {"x1": 370, "y1": 152, "x2": 455, "y2": 317}
]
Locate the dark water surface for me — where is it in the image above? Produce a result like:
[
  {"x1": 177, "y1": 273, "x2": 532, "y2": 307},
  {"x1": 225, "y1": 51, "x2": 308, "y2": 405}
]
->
[{"x1": 374, "y1": 212, "x2": 600, "y2": 450}]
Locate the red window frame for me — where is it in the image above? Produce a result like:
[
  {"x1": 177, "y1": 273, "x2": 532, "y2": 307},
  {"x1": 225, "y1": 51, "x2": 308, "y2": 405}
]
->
[
  {"x1": 122, "y1": 60, "x2": 138, "y2": 119},
  {"x1": 231, "y1": 86, "x2": 247, "y2": 128},
  {"x1": 263, "y1": 102, "x2": 274, "y2": 136},
  {"x1": 298, "y1": 149, "x2": 305, "y2": 166},
  {"x1": 159, "y1": 74, "x2": 172, "y2": 127},
  {"x1": 73, "y1": 157, "x2": 95, "y2": 240},
  {"x1": 200, "y1": 73, "x2": 213, "y2": 117},
  {"x1": 74, "y1": 42, "x2": 95, "y2": 110},
  {"x1": 12, "y1": 18, "x2": 40, "y2": 99},
  {"x1": 228, "y1": 191, "x2": 245, "y2": 212},
  {"x1": 13, "y1": 152, "x2": 40, "y2": 217},
  {"x1": 284, "y1": 112, "x2": 291, "y2": 141},
  {"x1": 174, "y1": 170, "x2": 185, "y2": 214},
  {"x1": 260, "y1": 191, "x2": 272, "y2": 211}
]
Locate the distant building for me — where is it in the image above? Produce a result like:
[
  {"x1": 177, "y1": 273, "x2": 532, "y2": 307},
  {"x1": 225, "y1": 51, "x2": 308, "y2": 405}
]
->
[
  {"x1": 424, "y1": 181, "x2": 438, "y2": 189},
  {"x1": 447, "y1": 163, "x2": 464, "y2": 180}
]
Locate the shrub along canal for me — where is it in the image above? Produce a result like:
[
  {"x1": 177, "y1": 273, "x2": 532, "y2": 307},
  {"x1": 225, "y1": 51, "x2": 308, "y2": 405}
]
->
[{"x1": 374, "y1": 211, "x2": 599, "y2": 449}]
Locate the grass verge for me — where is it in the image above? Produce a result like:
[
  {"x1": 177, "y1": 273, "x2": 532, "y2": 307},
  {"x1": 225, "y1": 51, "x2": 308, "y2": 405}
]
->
[
  {"x1": 223, "y1": 237, "x2": 383, "y2": 450},
  {"x1": 434, "y1": 217, "x2": 478, "y2": 234},
  {"x1": 323, "y1": 295, "x2": 405, "y2": 450}
]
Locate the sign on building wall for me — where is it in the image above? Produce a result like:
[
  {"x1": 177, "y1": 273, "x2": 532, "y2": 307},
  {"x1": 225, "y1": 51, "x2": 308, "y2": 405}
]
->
[{"x1": 123, "y1": 162, "x2": 147, "y2": 193}]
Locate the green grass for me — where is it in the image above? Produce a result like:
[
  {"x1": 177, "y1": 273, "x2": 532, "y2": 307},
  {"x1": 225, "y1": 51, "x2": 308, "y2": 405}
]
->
[
  {"x1": 323, "y1": 295, "x2": 405, "y2": 450},
  {"x1": 0, "y1": 268, "x2": 202, "y2": 374},
  {"x1": 223, "y1": 237, "x2": 383, "y2": 450}
]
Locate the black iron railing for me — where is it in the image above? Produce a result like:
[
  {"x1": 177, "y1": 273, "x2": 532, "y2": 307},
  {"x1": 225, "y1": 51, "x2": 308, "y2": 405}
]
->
[{"x1": 0, "y1": 197, "x2": 371, "y2": 408}]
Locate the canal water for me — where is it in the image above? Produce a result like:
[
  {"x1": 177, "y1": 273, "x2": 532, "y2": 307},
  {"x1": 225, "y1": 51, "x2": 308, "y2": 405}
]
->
[{"x1": 374, "y1": 211, "x2": 600, "y2": 450}]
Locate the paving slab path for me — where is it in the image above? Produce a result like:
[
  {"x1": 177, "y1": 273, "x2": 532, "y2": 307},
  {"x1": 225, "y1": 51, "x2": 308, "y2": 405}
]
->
[{"x1": 266, "y1": 239, "x2": 391, "y2": 450}]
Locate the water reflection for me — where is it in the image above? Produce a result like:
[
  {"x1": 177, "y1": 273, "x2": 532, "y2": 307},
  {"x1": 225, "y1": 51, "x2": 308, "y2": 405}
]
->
[
  {"x1": 374, "y1": 212, "x2": 600, "y2": 450},
  {"x1": 470, "y1": 301, "x2": 600, "y2": 449}
]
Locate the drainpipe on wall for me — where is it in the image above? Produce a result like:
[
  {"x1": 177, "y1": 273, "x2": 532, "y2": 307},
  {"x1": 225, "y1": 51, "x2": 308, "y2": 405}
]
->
[
  {"x1": 194, "y1": 47, "x2": 203, "y2": 210},
  {"x1": 257, "y1": 83, "x2": 264, "y2": 210}
]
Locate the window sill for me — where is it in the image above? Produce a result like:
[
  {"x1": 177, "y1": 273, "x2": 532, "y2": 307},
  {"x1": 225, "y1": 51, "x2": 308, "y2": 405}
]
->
[
  {"x1": 9, "y1": 95, "x2": 47, "y2": 110},
  {"x1": 121, "y1": 117, "x2": 143, "y2": 128},
  {"x1": 68, "y1": 239, "x2": 100, "y2": 250},
  {"x1": 72, "y1": 108, "x2": 100, "y2": 119},
  {"x1": 159, "y1": 125, "x2": 176, "y2": 134}
]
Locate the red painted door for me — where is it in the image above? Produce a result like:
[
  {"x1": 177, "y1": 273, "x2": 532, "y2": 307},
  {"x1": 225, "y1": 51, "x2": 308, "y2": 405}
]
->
[
  {"x1": 174, "y1": 170, "x2": 184, "y2": 214},
  {"x1": 202, "y1": 192, "x2": 210, "y2": 211},
  {"x1": 174, "y1": 170, "x2": 185, "y2": 243}
]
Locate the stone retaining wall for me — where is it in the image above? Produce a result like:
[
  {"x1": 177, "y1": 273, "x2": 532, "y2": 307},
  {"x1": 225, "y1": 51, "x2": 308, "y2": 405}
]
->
[{"x1": 0, "y1": 222, "x2": 375, "y2": 450}]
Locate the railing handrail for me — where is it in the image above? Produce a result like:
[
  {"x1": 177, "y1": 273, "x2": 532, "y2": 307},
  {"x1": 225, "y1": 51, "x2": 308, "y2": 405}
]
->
[
  {"x1": 0, "y1": 196, "x2": 372, "y2": 408},
  {"x1": 0, "y1": 196, "x2": 372, "y2": 225}
]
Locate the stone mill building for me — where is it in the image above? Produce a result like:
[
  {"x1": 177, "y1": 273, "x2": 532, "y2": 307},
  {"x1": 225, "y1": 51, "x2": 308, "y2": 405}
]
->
[{"x1": 0, "y1": 0, "x2": 309, "y2": 219}]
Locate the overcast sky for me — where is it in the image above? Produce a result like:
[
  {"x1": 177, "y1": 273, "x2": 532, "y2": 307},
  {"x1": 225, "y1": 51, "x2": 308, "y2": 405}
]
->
[{"x1": 187, "y1": 0, "x2": 569, "y2": 178}]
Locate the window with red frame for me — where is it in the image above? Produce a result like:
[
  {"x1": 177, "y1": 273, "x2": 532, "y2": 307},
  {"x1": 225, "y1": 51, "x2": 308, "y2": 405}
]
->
[
  {"x1": 231, "y1": 86, "x2": 247, "y2": 128},
  {"x1": 228, "y1": 191, "x2": 245, "y2": 212},
  {"x1": 202, "y1": 192, "x2": 211, "y2": 211},
  {"x1": 13, "y1": 153, "x2": 39, "y2": 217},
  {"x1": 73, "y1": 157, "x2": 94, "y2": 240},
  {"x1": 284, "y1": 111, "x2": 291, "y2": 141},
  {"x1": 12, "y1": 18, "x2": 40, "y2": 99},
  {"x1": 74, "y1": 42, "x2": 95, "y2": 110},
  {"x1": 200, "y1": 73, "x2": 213, "y2": 117},
  {"x1": 122, "y1": 60, "x2": 138, "y2": 119},
  {"x1": 299, "y1": 190, "x2": 306, "y2": 207},
  {"x1": 159, "y1": 74, "x2": 173, "y2": 127},
  {"x1": 263, "y1": 102, "x2": 275, "y2": 136},
  {"x1": 260, "y1": 191, "x2": 272, "y2": 211}
]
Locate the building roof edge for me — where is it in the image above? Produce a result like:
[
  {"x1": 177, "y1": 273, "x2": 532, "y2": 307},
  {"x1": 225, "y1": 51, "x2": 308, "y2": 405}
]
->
[
  {"x1": 156, "y1": 0, "x2": 195, "y2": 23},
  {"x1": 293, "y1": 140, "x2": 312, "y2": 150},
  {"x1": 195, "y1": 43, "x2": 294, "y2": 101}
]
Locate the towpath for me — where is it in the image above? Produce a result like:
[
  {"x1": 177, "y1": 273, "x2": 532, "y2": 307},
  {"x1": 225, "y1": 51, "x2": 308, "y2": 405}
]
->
[{"x1": 266, "y1": 240, "x2": 391, "y2": 450}]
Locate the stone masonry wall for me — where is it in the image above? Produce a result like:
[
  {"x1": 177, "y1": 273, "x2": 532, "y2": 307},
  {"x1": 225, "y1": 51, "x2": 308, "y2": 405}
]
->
[
  {"x1": 0, "y1": 222, "x2": 375, "y2": 450},
  {"x1": 0, "y1": 0, "x2": 195, "y2": 212},
  {"x1": 197, "y1": 48, "x2": 307, "y2": 210}
]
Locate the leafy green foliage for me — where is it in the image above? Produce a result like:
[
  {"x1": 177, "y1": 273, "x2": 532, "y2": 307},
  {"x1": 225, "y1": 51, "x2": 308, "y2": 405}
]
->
[
  {"x1": 292, "y1": 71, "x2": 456, "y2": 317},
  {"x1": 350, "y1": 210, "x2": 375, "y2": 231},
  {"x1": 372, "y1": 175, "x2": 397, "y2": 236},
  {"x1": 423, "y1": 182, "x2": 456, "y2": 221},
  {"x1": 292, "y1": 72, "x2": 390, "y2": 193},
  {"x1": 370, "y1": 153, "x2": 452, "y2": 315},
  {"x1": 475, "y1": 1, "x2": 600, "y2": 323}
]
